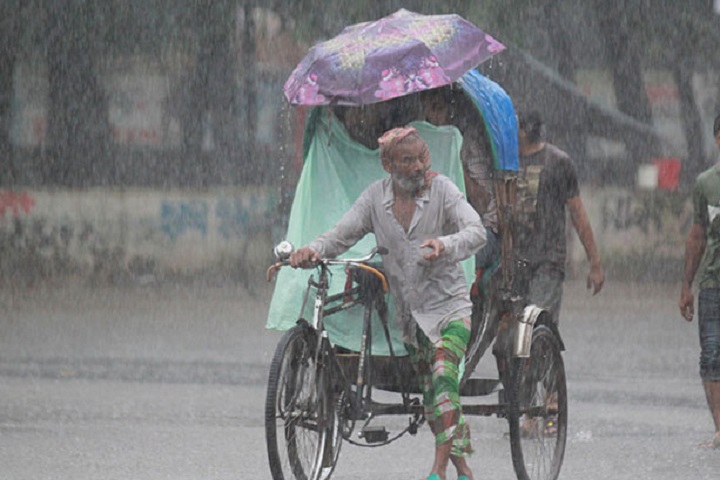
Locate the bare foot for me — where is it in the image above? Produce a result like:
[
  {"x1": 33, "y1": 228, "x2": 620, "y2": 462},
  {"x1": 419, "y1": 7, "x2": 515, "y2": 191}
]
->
[{"x1": 698, "y1": 433, "x2": 720, "y2": 449}]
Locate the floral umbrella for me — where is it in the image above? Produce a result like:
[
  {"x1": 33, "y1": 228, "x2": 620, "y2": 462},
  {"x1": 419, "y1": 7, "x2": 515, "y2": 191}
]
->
[{"x1": 283, "y1": 9, "x2": 505, "y2": 106}]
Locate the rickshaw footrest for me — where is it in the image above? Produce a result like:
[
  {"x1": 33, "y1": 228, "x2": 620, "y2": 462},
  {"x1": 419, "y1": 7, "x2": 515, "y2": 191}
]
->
[
  {"x1": 460, "y1": 378, "x2": 502, "y2": 397},
  {"x1": 361, "y1": 426, "x2": 389, "y2": 443}
]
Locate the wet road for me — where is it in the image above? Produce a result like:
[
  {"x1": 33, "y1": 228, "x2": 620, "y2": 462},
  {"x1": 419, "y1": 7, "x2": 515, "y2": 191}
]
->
[{"x1": 1, "y1": 279, "x2": 719, "y2": 479}]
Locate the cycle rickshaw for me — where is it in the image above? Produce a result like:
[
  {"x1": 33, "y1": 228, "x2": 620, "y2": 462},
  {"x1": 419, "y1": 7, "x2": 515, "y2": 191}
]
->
[{"x1": 264, "y1": 66, "x2": 568, "y2": 480}]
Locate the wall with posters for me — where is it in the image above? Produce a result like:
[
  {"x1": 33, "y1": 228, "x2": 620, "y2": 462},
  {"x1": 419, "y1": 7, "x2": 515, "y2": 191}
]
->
[
  {"x1": 0, "y1": 187, "x2": 279, "y2": 284},
  {"x1": 0, "y1": 183, "x2": 689, "y2": 284}
]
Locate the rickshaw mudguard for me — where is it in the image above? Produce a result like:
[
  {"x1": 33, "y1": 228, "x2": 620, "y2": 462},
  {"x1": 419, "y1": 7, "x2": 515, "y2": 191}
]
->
[{"x1": 514, "y1": 305, "x2": 566, "y2": 357}]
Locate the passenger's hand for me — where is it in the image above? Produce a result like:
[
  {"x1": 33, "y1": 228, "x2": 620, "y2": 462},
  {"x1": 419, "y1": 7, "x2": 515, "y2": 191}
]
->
[
  {"x1": 290, "y1": 247, "x2": 320, "y2": 269},
  {"x1": 420, "y1": 239, "x2": 445, "y2": 261},
  {"x1": 679, "y1": 286, "x2": 694, "y2": 322},
  {"x1": 587, "y1": 263, "x2": 604, "y2": 295}
]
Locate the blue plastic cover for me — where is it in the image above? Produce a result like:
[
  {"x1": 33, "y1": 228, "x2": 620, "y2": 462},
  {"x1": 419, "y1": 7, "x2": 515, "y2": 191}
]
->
[{"x1": 458, "y1": 69, "x2": 519, "y2": 172}]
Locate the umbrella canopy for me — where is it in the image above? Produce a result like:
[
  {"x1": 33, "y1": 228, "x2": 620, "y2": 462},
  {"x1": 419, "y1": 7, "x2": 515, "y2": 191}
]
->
[{"x1": 284, "y1": 9, "x2": 505, "y2": 106}]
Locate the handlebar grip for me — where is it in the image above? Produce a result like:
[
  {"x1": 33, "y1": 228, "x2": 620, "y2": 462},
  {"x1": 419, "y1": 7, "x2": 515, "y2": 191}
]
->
[{"x1": 266, "y1": 262, "x2": 288, "y2": 282}]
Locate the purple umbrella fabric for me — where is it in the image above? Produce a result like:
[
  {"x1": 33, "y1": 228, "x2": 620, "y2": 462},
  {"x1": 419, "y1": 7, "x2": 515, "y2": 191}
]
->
[{"x1": 284, "y1": 9, "x2": 505, "y2": 106}]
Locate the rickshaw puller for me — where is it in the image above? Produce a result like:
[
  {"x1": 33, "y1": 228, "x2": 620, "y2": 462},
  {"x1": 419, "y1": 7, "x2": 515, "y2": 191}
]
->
[{"x1": 290, "y1": 126, "x2": 485, "y2": 480}]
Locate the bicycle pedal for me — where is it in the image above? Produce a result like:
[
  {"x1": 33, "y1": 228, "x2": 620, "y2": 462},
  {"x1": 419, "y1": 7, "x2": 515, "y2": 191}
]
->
[
  {"x1": 360, "y1": 426, "x2": 389, "y2": 444},
  {"x1": 408, "y1": 422, "x2": 418, "y2": 435}
]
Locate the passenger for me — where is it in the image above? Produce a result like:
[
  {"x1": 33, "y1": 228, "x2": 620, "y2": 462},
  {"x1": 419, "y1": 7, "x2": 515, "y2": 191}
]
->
[
  {"x1": 333, "y1": 102, "x2": 393, "y2": 150},
  {"x1": 290, "y1": 126, "x2": 485, "y2": 480},
  {"x1": 420, "y1": 87, "x2": 500, "y2": 275},
  {"x1": 679, "y1": 113, "x2": 720, "y2": 449}
]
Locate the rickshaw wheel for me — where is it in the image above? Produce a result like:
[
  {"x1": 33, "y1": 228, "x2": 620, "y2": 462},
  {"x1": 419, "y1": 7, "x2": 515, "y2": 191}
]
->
[
  {"x1": 508, "y1": 324, "x2": 567, "y2": 480},
  {"x1": 265, "y1": 325, "x2": 340, "y2": 480}
]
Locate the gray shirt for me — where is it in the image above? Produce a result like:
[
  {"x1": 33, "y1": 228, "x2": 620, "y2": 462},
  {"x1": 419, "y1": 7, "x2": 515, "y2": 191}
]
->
[
  {"x1": 462, "y1": 127, "x2": 498, "y2": 232},
  {"x1": 308, "y1": 174, "x2": 486, "y2": 344}
]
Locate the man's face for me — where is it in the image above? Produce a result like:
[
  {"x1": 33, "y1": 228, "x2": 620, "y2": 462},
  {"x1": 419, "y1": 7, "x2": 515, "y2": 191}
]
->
[
  {"x1": 518, "y1": 126, "x2": 528, "y2": 147},
  {"x1": 423, "y1": 95, "x2": 449, "y2": 126},
  {"x1": 386, "y1": 136, "x2": 430, "y2": 194}
]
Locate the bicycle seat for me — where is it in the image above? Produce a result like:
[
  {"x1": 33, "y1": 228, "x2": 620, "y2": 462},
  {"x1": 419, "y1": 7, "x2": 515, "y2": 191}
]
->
[{"x1": 347, "y1": 262, "x2": 387, "y2": 299}]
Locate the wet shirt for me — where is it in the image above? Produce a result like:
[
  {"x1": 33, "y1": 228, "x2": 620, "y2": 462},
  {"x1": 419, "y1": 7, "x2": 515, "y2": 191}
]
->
[
  {"x1": 515, "y1": 143, "x2": 579, "y2": 272},
  {"x1": 462, "y1": 127, "x2": 498, "y2": 232},
  {"x1": 693, "y1": 164, "x2": 720, "y2": 289},
  {"x1": 308, "y1": 174, "x2": 486, "y2": 344}
]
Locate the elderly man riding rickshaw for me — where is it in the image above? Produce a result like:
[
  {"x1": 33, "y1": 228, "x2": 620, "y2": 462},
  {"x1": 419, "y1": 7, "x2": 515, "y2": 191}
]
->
[{"x1": 264, "y1": 10, "x2": 567, "y2": 480}]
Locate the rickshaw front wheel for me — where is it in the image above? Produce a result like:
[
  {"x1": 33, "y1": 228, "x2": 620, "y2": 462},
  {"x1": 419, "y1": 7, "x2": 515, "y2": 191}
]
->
[{"x1": 265, "y1": 324, "x2": 341, "y2": 480}]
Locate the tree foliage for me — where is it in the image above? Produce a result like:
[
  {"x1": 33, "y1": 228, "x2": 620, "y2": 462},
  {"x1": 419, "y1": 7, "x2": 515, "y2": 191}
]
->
[{"x1": 1, "y1": 0, "x2": 720, "y2": 187}]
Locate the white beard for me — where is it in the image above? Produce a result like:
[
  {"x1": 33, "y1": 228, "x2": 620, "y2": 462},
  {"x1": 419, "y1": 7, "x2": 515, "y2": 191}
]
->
[{"x1": 391, "y1": 168, "x2": 427, "y2": 194}]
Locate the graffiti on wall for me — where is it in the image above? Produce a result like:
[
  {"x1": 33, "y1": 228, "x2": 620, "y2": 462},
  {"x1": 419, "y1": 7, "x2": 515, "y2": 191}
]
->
[
  {"x1": 0, "y1": 191, "x2": 36, "y2": 217},
  {"x1": 160, "y1": 201, "x2": 209, "y2": 241},
  {"x1": 0, "y1": 188, "x2": 280, "y2": 282},
  {"x1": 216, "y1": 195, "x2": 271, "y2": 240},
  {"x1": 160, "y1": 193, "x2": 275, "y2": 242},
  {"x1": 600, "y1": 190, "x2": 687, "y2": 235}
]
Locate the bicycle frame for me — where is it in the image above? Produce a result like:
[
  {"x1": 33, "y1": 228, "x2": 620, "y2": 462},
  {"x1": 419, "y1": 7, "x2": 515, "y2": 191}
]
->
[
  {"x1": 270, "y1": 249, "x2": 425, "y2": 445},
  {"x1": 266, "y1": 244, "x2": 569, "y2": 480}
]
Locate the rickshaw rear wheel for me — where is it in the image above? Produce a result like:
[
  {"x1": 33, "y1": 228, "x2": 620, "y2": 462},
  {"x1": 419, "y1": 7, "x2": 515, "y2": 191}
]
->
[
  {"x1": 265, "y1": 324, "x2": 341, "y2": 480},
  {"x1": 508, "y1": 324, "x2": 567, "y2": 480}
]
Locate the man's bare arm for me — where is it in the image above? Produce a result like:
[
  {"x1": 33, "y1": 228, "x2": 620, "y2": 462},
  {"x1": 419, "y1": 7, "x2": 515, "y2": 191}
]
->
[
  {"x1": 567, "y1": 196, "x2": 604, "y2": 294},
  {"x1": 679, "y1": 223, "x2": 706, "y2": 321}
]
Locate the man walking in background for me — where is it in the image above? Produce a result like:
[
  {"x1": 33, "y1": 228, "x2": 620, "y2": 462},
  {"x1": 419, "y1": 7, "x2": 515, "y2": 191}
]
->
[
  {"x1": 492, "y1": 110, "x2": 604, "y2": 436},
  {"x1": 679, "y1": 114, "x2": 720, "y2": 449},
  {"x1": 514, "y1": 111, "x2": 604, "y2": 324}
]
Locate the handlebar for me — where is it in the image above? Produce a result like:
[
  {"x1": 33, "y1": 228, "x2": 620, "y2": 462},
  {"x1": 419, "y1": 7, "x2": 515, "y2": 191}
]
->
[
  {"x1": 325, "y1": 245, "x2": 388, "y2": 265},
  {"x1": 266, "y1": 243, "x2": 388, "y2": 291}
]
